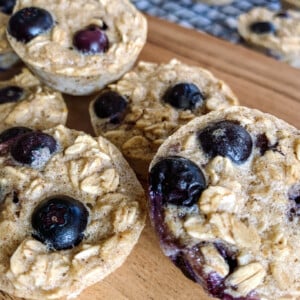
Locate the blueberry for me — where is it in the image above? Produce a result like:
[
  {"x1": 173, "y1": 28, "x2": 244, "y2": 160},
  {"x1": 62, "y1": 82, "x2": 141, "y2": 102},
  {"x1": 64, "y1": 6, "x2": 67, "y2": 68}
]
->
[
  {"x1": 93, "y1": 90, "x2": 127, "y2": 124},
  {"x1": 163, "y1": 83, "x2": 204, "y2": 110},
  {"x1": 255, "y1": 133, "x2": 278, "y2": 155},
  {"x1": 32, "y1": 196, "x2": 89, "y2": 250},
  {"x1": 73, "y1": 25, "x2": 109, "y2": 54},
  {"x1": 8, "y1": 7, "x2": 54, "y2": 43},
  {"x1": 0, "y1": 126, "x2": 32, "y2": 155},
  {"x1": 149, "y1": 156, "x2": 206, "y2": 207},
  {"x1": 10, "y1": 131, "x2": 58, "y2": 167},
  {"x1": 0, "y1": 0, "x2": 16, "y2": 15},
  {"x1": 0, "y1": 126, "x2": 32, "y2": 144},
  {"x1": 0, "y1": 86, "x2": 24, "y2": 104},
  {"x1": 198, "y1": 121, "x2": 252, "y2": 164},
  {"x1": 249, "y1": 21, "x2": 276, "y2": 35}
]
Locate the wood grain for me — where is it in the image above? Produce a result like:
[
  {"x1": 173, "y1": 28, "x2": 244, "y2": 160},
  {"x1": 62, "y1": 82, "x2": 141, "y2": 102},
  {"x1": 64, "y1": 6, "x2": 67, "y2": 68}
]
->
[{"x1": 1, "y1": 15, "x2": 300, "y2": 300}]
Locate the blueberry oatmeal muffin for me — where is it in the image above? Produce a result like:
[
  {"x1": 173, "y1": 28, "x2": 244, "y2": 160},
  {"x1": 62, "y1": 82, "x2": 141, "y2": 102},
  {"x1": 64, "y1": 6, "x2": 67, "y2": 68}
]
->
[
  {"x1": 0, "y1": 125, "x2": 146, "y2": 299},
  {"x1": 0, "y1": 68, "x2": 67, "y2": 131},
  {"x1": 89, "y1": 59, "x2": 238, "y2": 178},
  {"x1": 6, "y1": 0, "x2": 147, "y2": 95},
  {"x1": 238, "y1": 8, "x2": 300, "y2": 68},
  {"x1": 281, "y1": 0, "x2": 300, "y2": 10},
  {"x1": 0, "y1": 0, "x2": 19, "y2": 69},
  {"x1": 148, "y1": 106, "x2": 300, "y2": 300}
]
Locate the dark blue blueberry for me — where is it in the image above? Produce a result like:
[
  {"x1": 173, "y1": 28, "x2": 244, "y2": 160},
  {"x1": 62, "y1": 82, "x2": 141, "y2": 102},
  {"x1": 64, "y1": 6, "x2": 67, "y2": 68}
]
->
[
  {"x1": 73, "y1": 25, "x2": 109, "y2": 54},
  {"x1": 93, "y1": 90, "x2": 127, "y2": 124},
  {"x1": 32, "y1": 196, "x2": 89, "y2": 250},
  {"x1": 163, "y1": 83, "x2": 204, "y2": 110},
  {"x1": 255, "y1": 133, "x2": 278, "y2": 155},
  {"x1": 0, "y1": 0, "x2": 16, "y2": 15},
  {"x1": 149, "y1": 156, "x2": 206, "y2": 207},
  {"x1": 0, "y1": 126, "x2": 32, "y2": 155},
  {"x1": 0, "y1": 86, "x2": 24, "y2": 104},
  {"x1": 8, "y1": 7, "x2": 54, "y2": 43},
  {"x1": 198, "y1": 120, "x2": 252, "y2": 164},
  {"x1": 10, "y1": 131, "x2": 58, "y2": 166},
  {"x1": 249, "y1": 21, "x2": 276, "y2": 35},
  {"x1": 0, "y1": 126, "x2": 32, "y2": 144}
]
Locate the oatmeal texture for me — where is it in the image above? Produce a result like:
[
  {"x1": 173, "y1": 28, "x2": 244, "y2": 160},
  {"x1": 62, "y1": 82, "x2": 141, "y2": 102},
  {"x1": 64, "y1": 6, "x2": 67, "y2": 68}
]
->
[
  {"x1": 0, "y1": 125, "x2": 146, "y2": 299},
  {"x1": 7, "y1": 0, "x2": 147, "y2": 95},
  {"x1": 149, "y1": 106, "x2": 300, "y2": 300},
  {"x1": 281, "y1": 0, "x2": 300, "y2": 10},
  {"x1": 0, "y1": 12, "x2": 19, "y2": 69},
  {"x1": 0, "y1": 68, "x2": 67, "y2": 131},
  {"x1": 90, "y1": 59, "x2": 238, "y2": 177},
  {"x1": 238, "y1": 8, "x2": 300, "y2": 68}
]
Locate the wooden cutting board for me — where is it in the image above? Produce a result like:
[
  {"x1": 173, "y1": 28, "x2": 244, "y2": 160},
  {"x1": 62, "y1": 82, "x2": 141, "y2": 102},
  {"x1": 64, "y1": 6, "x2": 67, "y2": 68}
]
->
[{"x1": 2, "y1": 15, "x2": 300, "y2": 300}]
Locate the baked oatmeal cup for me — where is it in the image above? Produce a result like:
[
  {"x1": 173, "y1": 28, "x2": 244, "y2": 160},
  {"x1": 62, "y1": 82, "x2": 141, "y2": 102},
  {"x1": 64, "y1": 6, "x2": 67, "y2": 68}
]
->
[
  {"x1": 238, "y1": 7, "x2": 300, "y2": 68},
  {"x1": 149, "y1": 106, "x2": 300, "y2": 300},
  {"x1": 89, "y1": 59, "x2": 238, "y2": 178},
  {"x1": 0, "y1": 125, "x2": 146, "y2": 299},
  {"x1": 6, "y1": 0, "x2": 147, "y2": 95}
]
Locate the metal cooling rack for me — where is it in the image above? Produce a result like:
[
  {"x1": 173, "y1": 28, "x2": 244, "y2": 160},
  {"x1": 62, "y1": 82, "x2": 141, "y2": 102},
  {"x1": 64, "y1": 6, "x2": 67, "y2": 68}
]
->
[{"x1": 131, "y1": 0, "x2": 281, "y2": 43}]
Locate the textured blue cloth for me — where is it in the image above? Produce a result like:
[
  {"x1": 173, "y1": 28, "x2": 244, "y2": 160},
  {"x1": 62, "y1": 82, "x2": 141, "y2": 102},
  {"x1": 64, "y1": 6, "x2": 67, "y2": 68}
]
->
[{"x1": 131, "y1": 0, "x2": 281, "y2": 43}]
